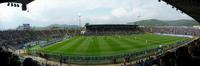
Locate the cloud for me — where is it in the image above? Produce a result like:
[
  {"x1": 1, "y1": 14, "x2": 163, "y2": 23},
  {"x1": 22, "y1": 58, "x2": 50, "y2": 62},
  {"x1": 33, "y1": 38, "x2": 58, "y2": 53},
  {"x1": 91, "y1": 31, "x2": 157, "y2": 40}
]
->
[
  {"x1": 92, "y1": 15, "x2": 111, "y2": 20},
  {"x1": 111, "y1": 8, "x2": 129, "y2": 17},
  {"x1": 0, "y1": 0, "x2": 194, "y2": 30}
]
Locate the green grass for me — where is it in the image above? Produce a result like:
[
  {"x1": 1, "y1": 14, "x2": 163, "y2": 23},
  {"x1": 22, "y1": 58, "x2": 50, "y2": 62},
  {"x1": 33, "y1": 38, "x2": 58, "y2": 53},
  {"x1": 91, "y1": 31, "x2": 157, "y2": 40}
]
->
[{"x1": 37, "y1": 33, "x2": 190, "y2": 56}]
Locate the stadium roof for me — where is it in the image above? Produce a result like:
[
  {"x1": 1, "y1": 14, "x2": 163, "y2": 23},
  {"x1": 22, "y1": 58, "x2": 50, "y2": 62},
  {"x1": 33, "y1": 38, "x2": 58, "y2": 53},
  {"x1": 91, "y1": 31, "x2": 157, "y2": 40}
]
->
[
  {"x1": 0, "y1": 0, "x2": 34, "y2": 11},
  {"x1": 85, "y1": 24, "x2": 138, "y2": 27}
]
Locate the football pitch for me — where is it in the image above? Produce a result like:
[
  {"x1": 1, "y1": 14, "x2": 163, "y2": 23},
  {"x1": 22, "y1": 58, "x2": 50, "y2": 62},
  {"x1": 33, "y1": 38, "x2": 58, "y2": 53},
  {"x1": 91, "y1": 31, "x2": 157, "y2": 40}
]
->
[{"x1": 38, "y1": 33, "x2": 189, "y2": 56}]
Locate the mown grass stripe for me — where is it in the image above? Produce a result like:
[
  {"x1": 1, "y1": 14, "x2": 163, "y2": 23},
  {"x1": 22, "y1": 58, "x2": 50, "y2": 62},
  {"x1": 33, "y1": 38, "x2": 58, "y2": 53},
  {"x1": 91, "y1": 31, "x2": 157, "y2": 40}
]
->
[
  {"x1": 60, "y1": 36, "x2": 87, "y2": 54},
  {"x1": 98, "y1": 36, "x2": 114, "y2": 54},
  {"x1": 72, "y1": 36, "x2": 93, "y2": 55},
  {"x1": 85, "y1": 36, "x2": 101, "y2": 54},
  {"x1": 43, "y1": 36, "x2": 80, "y2": 52},
  {"x1": 104, "y1": 36, "x2": 126, "y2": 52}
]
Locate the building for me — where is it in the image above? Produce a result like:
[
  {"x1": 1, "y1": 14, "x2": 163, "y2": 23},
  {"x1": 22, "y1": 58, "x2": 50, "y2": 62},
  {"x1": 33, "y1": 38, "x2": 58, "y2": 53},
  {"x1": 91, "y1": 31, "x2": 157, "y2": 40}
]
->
[{"x1": 17, "y1": 24, "x2": 31, "y2": 30}]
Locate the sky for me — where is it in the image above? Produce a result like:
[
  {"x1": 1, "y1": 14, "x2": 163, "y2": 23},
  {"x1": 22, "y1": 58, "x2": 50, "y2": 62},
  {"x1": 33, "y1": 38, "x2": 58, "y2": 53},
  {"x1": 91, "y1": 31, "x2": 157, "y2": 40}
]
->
[{"x1": 0, "y1": 0, "x2": 194, "y2": 30}]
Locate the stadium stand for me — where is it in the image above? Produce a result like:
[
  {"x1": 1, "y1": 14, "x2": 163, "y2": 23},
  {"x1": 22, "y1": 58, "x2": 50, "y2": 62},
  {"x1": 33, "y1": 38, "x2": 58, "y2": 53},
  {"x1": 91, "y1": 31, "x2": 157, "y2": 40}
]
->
[
  {"x1": 124, "y1": 37, "x2": 200, "y2": 66},
  {"x1": 0, "y1": 46, "x2": 61, "y2": 66},
  {"x1": 84, "y1": 24, "x2": 143, "y2": 35},
  {"x1": 0, "y1": 30, "x2": 68, "y2": 50},
  {"x1": 0, "y1": 29, "x2": 70, "y2": 66},
  {"x1": 0, "y1": 47, "x2": 21, "y2": 66},
  {"x1": 142, "y1": 26, "x2": 200, "y2": 36}
]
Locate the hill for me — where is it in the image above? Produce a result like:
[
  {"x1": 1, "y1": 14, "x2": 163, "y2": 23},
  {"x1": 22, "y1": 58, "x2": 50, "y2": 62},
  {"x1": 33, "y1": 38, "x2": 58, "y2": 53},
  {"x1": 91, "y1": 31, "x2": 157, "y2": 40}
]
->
[
  {"x1": 32, "y1": 24, "x2": 81, "y2": 30},
  {"x1": 127, "y1": 19, "x2": 199, "y2": 26}
]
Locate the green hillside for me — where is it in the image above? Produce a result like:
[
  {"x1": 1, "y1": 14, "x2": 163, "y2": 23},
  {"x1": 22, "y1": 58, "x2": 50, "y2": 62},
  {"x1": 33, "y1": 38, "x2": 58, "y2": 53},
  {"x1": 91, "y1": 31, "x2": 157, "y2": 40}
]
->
[{"x1": 127, "y1": 19, "x2": 199, "y2": 26}]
